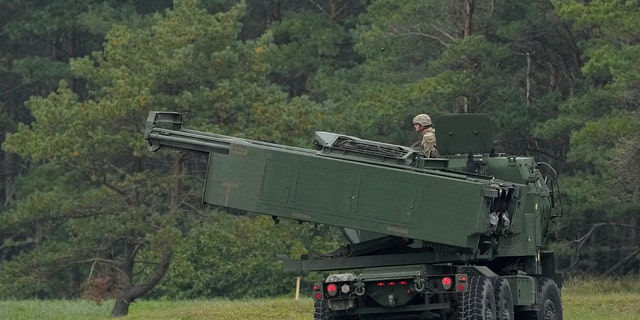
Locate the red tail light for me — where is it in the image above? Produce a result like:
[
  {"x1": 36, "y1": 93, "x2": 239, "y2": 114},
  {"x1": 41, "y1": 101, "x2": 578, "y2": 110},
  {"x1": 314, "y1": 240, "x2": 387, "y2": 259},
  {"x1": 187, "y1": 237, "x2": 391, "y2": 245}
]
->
[
  {"x1": 327, "y1": 283, "x2": 338, "y2": 297},
  {"x1": 442, "y1": 277, "x2": 453, "y2": 290},
  {"x1": 456, "y1": 274, "x2": 468, "y2": 292},
  {"x1": 375, "y1": 280, "x2": 409, "y2": 287},
  {"x1": 312, "y1": 283, "x2": 323, "y2": 300}
]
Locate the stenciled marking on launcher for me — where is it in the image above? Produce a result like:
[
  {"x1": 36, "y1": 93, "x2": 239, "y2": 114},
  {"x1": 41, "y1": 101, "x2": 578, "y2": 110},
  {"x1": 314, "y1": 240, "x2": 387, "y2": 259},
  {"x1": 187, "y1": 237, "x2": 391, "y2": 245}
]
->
[
  {"x1": 231, "y1": 145, "x2": 248, "y2": 156},
  {"x1": 292, "y1": 212, "x2": 312, "y2": 221},
  {"x1": 387, "y1": 226, "x2": 409, "y2": 235}
]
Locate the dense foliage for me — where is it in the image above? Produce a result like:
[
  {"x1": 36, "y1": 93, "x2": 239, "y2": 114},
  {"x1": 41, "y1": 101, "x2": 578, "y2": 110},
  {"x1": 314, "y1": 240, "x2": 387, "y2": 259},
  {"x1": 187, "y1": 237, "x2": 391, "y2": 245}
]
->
[{"x1": 0, "y1": 0, "x2": 638, "y2": 315}]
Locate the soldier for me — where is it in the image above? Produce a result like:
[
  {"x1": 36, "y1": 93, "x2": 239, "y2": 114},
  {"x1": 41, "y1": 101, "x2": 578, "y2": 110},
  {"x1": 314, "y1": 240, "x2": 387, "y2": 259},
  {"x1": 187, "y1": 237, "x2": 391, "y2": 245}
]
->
[{"x1": 412, "y1": 113, "x2": 440, "y2": 157}]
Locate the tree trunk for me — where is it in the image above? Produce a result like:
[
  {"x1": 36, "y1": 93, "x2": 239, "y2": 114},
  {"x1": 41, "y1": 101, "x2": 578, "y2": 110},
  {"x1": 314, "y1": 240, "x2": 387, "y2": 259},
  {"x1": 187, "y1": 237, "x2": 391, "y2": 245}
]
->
[
  {"x1": 601, "y1": 246, "x2": 640, "y2": 277},
  {"x1": 111, "y1": 152, "x2": 183, "y2": 317},
  {"x1": 463, "y1": 0, "x2": 475, "y2": 38},
  {"x1": 525, "y1": 51, "x2": 531, "y2": 106},
  {"x1": 111, "y1": 297, "x2": 131, "y2": 318},
  {"x1": 110, "y1": 250, "x2": 173, "y2": 317},
  {"x1": 69, "y1": 265, "x2": 81, "y2": 298}
]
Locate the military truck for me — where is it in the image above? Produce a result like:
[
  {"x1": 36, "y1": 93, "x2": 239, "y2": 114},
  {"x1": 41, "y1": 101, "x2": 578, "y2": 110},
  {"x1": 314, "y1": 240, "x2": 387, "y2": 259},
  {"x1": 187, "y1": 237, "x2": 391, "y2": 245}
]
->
[{"x1": 144, "y1": 111, "x2": 563, "y2": 320}]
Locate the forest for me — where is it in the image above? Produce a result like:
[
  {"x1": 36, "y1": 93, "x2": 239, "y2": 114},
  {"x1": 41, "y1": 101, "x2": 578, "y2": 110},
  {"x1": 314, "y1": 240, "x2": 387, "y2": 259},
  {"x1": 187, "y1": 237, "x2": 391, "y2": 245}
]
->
[{"x1": 0, "y1": 0, "x2": 638, "y2": 317}]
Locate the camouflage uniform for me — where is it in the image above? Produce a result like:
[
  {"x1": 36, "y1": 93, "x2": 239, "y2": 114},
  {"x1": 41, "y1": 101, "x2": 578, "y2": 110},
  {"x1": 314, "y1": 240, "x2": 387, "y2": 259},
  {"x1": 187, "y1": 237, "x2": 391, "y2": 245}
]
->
[
  {"x1": 420, "y1": 127, "x2": 439, "y2": 158},
  {"x1": 412, "y1": 113, "x2": 439, "y2": 158}
]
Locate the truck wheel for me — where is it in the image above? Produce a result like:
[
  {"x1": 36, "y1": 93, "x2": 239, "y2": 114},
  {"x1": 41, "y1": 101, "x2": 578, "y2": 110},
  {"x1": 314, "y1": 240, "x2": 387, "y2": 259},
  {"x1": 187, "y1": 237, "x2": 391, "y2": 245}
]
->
[
  {"x1": 514, "y1": 277, "x2": 563, "y2": 320},
  {"x1": 454, "y1": 275, "x2": 496, "y2": 320},
  {"x1": 491, "y1": 278, "x2": 514, "y2": 320},
  {"x1": 314, "y1": 300, "x2": 334, "y2": 320},
  {"x1": 538, "y1": 278, "x2": 562, "y2": 320}
]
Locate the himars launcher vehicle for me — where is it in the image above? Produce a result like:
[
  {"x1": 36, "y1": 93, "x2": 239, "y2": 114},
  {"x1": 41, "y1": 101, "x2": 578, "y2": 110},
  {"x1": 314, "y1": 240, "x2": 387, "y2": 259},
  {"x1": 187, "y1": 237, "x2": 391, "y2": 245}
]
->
[{"x1": 145, "y1": 111, "x2": 563, "y2": 320}]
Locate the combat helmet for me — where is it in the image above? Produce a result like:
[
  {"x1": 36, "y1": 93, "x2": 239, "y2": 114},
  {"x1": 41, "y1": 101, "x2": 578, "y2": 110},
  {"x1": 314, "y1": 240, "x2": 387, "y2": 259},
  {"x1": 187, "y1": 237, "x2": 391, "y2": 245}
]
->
[{"x1": 412, "y1": 114, "x2": 432, "y2": 126}]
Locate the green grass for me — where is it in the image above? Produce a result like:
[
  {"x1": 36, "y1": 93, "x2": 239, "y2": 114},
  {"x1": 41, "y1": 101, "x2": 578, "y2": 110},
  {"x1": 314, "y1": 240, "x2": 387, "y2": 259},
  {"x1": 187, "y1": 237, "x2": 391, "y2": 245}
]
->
[
  {"x1": 1, "y1": 278, "x2": 639, "y2": 319},
  {"x1": 123, "y1": 298, "x2": 314, "y2": 320},
  {"x1": 0, "y1": 298, "x2": 314, "y2": 320},
  {"x1": 0, "y1": 299, "x2": 113, "y2": 320},
  {"x1": 561, "y1": 276, "x2": 640, "y2": 320}
]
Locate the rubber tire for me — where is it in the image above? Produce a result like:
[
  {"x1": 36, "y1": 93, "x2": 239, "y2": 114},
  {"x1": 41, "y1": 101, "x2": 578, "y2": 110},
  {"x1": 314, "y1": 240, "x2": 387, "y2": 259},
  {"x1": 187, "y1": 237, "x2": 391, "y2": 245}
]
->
[
  {"x1": 491, "y1": 278, "x2": 514, "y2": 320},
  {"x1": 537, "y1": 278, "x2": 563, "y2": 320},
  {"x1": 454, "y1": 275, "x2": 497, "y2": 320},
  {"x1": 514, "y1": 277, "x2": 563, "y2": 320},
  {"x1": 314, "y1": 300, "x2": 334, "y2": 320}
]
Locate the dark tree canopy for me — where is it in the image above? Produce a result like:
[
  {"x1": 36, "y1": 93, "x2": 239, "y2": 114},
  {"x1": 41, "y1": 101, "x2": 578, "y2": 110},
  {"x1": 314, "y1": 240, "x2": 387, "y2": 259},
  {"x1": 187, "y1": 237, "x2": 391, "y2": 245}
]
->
[{"x1": 1, "y1": 1, "x2": 639, "y2": 316}]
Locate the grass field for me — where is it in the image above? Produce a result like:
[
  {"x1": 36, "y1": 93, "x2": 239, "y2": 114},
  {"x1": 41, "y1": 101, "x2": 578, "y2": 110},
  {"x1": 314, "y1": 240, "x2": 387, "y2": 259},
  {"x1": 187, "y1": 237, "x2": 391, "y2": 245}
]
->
[{"x1": 1, "y1": 278, "x2": 638, "y2": 319}]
